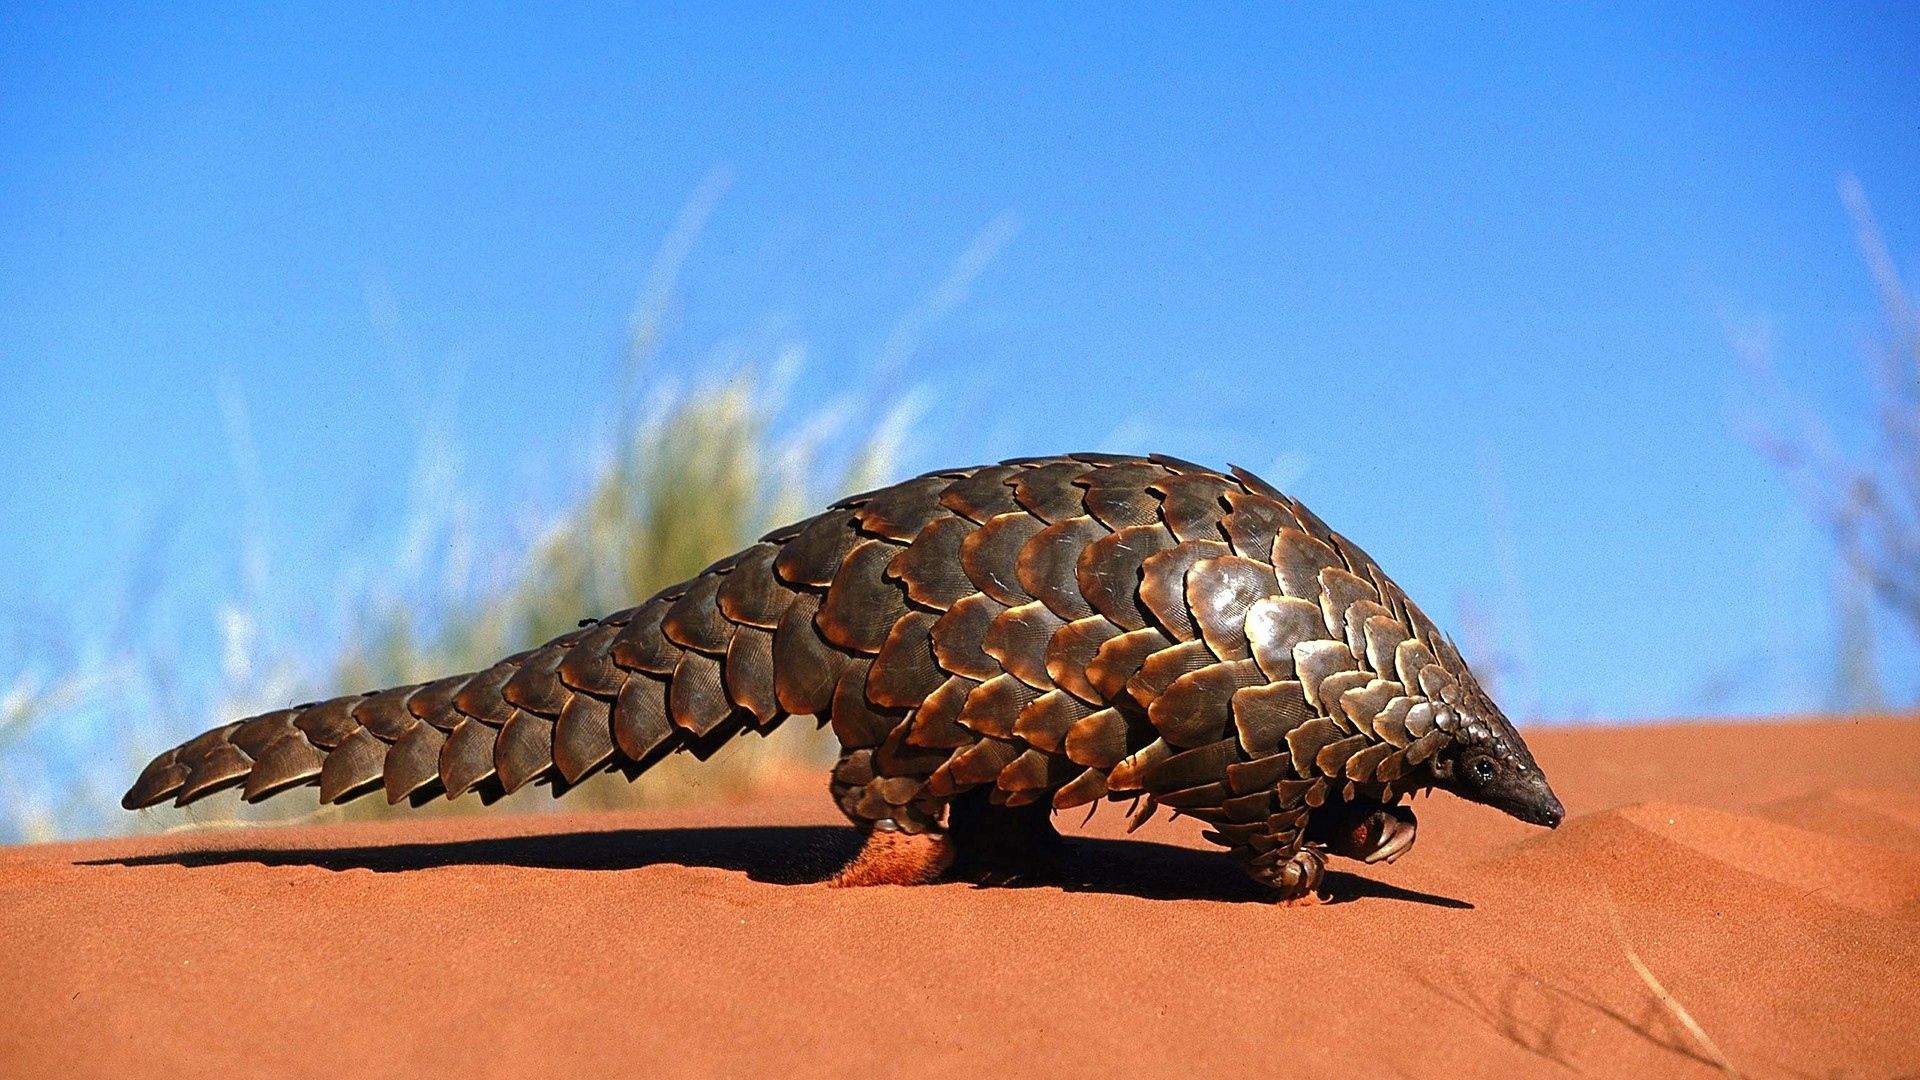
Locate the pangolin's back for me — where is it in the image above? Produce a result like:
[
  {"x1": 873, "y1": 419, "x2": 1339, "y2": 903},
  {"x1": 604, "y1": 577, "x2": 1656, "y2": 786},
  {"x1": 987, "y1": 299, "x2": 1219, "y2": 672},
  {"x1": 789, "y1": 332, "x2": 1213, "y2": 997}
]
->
[{"x1": 125, "y1": 452, "x2": 1532, "y2": 882}]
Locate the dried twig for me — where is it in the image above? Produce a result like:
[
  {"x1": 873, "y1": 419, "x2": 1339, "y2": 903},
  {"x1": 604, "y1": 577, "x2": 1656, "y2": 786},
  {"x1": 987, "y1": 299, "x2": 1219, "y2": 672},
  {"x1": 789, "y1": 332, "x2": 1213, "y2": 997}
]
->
[{"x1": 1602, "y1": 890, "x2": 1744, "y2": 1079}]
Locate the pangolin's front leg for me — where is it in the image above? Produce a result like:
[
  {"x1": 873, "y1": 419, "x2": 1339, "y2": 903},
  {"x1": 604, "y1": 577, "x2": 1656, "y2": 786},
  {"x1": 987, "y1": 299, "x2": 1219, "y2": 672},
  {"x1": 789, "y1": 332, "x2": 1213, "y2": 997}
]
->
[{"x1": 1314, "y1": 801, "x2": 1419, "y2": 865}]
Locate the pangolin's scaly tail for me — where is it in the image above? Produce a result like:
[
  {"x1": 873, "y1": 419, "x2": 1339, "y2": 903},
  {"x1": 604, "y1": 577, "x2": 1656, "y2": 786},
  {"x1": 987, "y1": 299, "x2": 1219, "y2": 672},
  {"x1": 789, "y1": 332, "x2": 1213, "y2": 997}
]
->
[{"x1": 121, "y1": 514, "x2": 858, "y2": 811}]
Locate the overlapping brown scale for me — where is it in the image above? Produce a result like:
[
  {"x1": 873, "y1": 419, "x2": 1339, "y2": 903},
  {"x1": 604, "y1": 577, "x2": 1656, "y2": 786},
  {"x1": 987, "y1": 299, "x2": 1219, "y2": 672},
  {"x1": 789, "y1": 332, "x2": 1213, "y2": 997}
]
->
[
  {"x1": 772, "y1": 594, "x2": 849, "y2": 715},
  {"x1": 230, "y1": 709, "x2": 300, "y2": 757},
  {"x1": 1063, "y1": 707, "x2": 1132, "y2": 768},
  {"x1": 1015, "y1": 516, "x2": 1106, "y2": 620},
  {"x1": 1186, "y1": 555, "x2": 1280, "y2": 660},
  {"x1": 1223, "y1": 790, "x2": 1277, "y2": 824},
  {"x1": 1148, "y1": 658, "x2": 1264, "y2": 747},
  {"x1": 178, "y1": 723, "x2": 237, "y2": 760},
  {"x1": 613, "y1": 675, "x2": 675, "y2": 762},
  {"x1": 1231, "y1": 680, "x2": 1311, "y2": 757},
  {"x1": 1151, "y1": 473, "x2": 1232, "y2": 541},
  {"x1": 958, "y1": 673, "x2": 1044, "y2": 739},
  {"x1": 1330, "y1": 533, "x2": 1395, "y2": 602},
  {"x1": 983, "y1": 601, "x2": 1064, "y2": 689},
  {"x1": 722, "y1": 627, "x2": 780, "y2": 724},
  {"x1": 774, "y1": 508, "x2": 863, "y2": 587},
  {"x1": 1418, "y1": 664, "x2": 1459, "y2": 703},
  {"x1": 1219, "y1": 490, "x2": 1297, "y2": 559},
  {"x1": 1009, "y1": 460, "x2": 1092, "y2": 523},
  {"x1": 853, "y1": 475, "x2": 954, "y2": 541},
  {"x1": 1051, "y1": 765, "x2": 1109, "y2": 810},
  {"x1": 866, "y1": 612, "x2": 942, "y2": 708},
  {"x1": 383, "y1": 722, "x2": 446, "y2": 804},
  {"x1": 814, "y1": 539, "x2": 907, "y2": 654},
  {"x1": 1228, "y1": 464, "x2": 1285, "y2": 498},
  {"x1": 886, "y1": 516, "x2": 977, "y2": 610},
  {"x1": 1405, "y1": 701, "x2": 1438, "y2": 739},
  {"x1": 176, "y1": 742, "x2": 253, "y2": 805},
  {"x1": 1140, "y1": 737, "x2": 1239, "y2": 791},
  {"x1": 1395, "y1": 638, "x2": 1439, "y2": 689},
  {"x1": 1363, "y1": 614, "x2": 1409, "y2": 678},
  {"x1": 1076, "y1": 462, "x2": 1169, "y2": 528},
  {"x1": 1272, "y1": 528, "x2": 1343, "y2": 600},
  {"x1": 1339, "y1": 678, "x2": 1403, "y2": 733},
  {"x1": 1077, "y1": 524, "x2": 1175, "y2": 631},
  {"x1": 1317, "y1": 567, "x2": 1377, "y2": 639},
  {"x1": 1294, "y1": 639, "x2": 1359, "y2": 710},
  {"x1": 996, "y1": 748, "x2": 1073, "y2": 797},
  {"x1": 1315, "y1": 733, "x2": 1373, "y2": 777},
  {"x1": 1373, "y1": 748, "x2": 1412, "y2": 785},
  {"x1": 122, "y1": 751, "x2": 188, "y2": 809},
  {"x1": 1273, "y1": 778, "x2": 1319, "y2": 809},
  {"x1": 938, "y1": 465, "x2": 1024, "y2": 523},
  {"x1": 1339, "y1": 599, "x2": 1394, "y2": 659},
  {"x1": 1285, "y1": 717, "x2": 1345, "y2": 779},
  {"x1": 295, "y1": 695, "x2": 366, "y2": 749},
  {"x1": 1343, "y1": 741, "x2": 1398, "y2": 783},
  {"x1": 319, "y1": 728, "x2": 389, "y2": 804},
  {"x1": 904, "y1": 676, "x2": 977, "y2": 748},
  {"x1": 833, "y1": 749, "x2": 875, "y2": 789},
  {"x1": 352, "y1": 685, "x2": 422, "y2": 741},
  {"x1": 1159, "y1": 782, "x2": 1232, "y2": 813},
  {"x1": 1086, "y1": 625, "x2": 1173, "y2": 704},
  {"x1": 408, "y1": 674, "x2": 472, "y2": 730},
  {"x1": 669, "y1": 650, "x2": 734, "y2": 736},
  {"x1": 1244, "y1": 596, "x2": 1326, "y2": 680},
  {"x1": 553, "y1": 691, "x2": 616, "y2": 782},
  {"x1": 1045, "y1": 616, "x2": 1120, "y2": 704},
  {"x1": 928, "y1": 592, "x2": 1006, "y2": 681},
  {"x1": 503, "y1": 647, "x2": 572, "y2": 717},
  {"x1": 1372, "y1": 696, "x2": 1416, "y2": 747},
  {"x1": 1138, "y1": 539, "x2": 1231, "y2": 640},
  {"x1": 493, "y1": 711, "x2": 555, "y2": 794},
  {"x1": 662, "y1": 574, "x2": 734, "y2": 655},
  {"x1": 873, "y1": 722, "x2": 952, "y2": 779},
  {"x1": 438, "y1": 717, "x2": 500, "y2": 798},
  {"x1": 1225, "y1": 752, "x2": 1293, "y2": 795},
  {"x1": 453, "y1": 663, "x2": 521, "y2": 726},
  {"x1": 1148, "y1": 453, "x2": 1212, "y2": 473},
  {"x1": 1126, "y1": 639, "x2": 1216, "y2": 709},
  {"x1": 716, "y1": 544, "x2": 795, "y2": 629},
  {"x1": 939, "y1": 736, "x2": 1025, "y2": 789},
  {"x1": 959, "y1": 512, "x2": 1045, "y2": 606},
  {"x1": 1012, "y1": 689, "x2": 1093, "y2": 753},
  {"x1": 874, "y1": 774, "x2": 927, "y2": 807},
  {"x1": 1316, "y1": 670, "x2": 1372, "y2": 721},
  {"x1": 1405, "y1": 728, "x2": 1448, "y2": 765},
  {"x1": 242, "y1": 735, "x2": 324, "y2": 802},
  {"x1": 1281, "y1": 491, "x2": 1336, "y2": 538},
  {"x1": 828, "y1": 662, "x2": 897, "y2": 749},
  {"x1": 1107, "y1": 737, "x2": 1175, "y2": 791}
]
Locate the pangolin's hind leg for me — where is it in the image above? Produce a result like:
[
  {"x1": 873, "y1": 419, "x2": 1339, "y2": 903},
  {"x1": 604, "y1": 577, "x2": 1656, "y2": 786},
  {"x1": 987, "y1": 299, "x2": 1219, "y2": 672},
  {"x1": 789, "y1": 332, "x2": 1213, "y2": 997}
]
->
[
  {"x1": 828, "y1": 749, "x2": 954, "y2": 887},
  {"x1": 945, "y1": 787, "x2": 1066, "y2": 885},
  {"x1": 831, "y1": 821, "x2": 956, "y2": 887}
]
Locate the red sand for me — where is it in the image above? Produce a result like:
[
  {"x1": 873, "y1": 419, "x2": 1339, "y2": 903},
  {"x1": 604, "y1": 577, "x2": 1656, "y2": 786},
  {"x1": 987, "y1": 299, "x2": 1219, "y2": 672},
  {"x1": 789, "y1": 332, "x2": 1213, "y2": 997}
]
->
[{"x1": 3, "y1": 717, "x2": 1917, "y2": 1079}]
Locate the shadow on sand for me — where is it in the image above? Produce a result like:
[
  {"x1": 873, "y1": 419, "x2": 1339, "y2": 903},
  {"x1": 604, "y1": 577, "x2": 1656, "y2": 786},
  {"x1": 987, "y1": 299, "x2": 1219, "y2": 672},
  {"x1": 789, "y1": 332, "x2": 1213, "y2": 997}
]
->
[{"x1": 86, "y1": 824, "x2": 1471, "y2": 908}]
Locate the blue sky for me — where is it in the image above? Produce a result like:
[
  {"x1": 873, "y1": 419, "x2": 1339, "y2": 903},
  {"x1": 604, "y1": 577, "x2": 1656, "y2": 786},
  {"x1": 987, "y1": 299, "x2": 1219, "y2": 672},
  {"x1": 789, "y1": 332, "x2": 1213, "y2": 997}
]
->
[{"x1": 3, "y1": 2, "x2": 1917, "y2": 725}]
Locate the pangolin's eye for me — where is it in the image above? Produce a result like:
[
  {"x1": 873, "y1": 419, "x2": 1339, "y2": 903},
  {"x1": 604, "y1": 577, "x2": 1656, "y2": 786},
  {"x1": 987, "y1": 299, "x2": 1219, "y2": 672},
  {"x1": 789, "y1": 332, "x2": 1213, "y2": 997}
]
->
[{"x1": 1468, "y1": 757, "x2": 1496, "y2": 782}]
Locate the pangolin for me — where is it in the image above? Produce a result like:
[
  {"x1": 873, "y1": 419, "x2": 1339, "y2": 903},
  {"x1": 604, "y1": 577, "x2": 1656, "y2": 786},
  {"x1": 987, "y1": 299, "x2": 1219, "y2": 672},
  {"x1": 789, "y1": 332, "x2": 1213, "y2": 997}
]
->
[{"x1": 124, "y1": 453, "x2": 1563, "y2": 900}]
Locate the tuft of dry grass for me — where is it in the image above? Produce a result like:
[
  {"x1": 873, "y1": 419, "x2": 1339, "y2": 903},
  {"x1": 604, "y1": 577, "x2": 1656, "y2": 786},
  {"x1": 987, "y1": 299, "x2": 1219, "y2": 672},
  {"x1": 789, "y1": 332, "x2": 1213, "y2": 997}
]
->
[
  {"x1": 1602, "y1": 890, "x2": 1744, "y2": 1079},
  {"x1": 2, "y1": 354, "x2": 897, "y2": 842}
]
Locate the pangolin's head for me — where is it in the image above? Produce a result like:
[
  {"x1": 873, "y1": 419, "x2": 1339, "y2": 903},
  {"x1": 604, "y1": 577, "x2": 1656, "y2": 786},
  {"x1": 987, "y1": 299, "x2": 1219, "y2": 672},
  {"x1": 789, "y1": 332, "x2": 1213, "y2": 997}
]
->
[{"x1": 1423, "y1": 683, "x2": 1562, "y2": 828}]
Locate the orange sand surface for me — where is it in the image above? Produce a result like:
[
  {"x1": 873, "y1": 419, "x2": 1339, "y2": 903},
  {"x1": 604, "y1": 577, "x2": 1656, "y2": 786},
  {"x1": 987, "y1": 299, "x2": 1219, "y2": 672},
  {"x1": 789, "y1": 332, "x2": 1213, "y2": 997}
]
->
[{"x1": 3, "y1": 717, "x2": 1917, "y2": 1079}]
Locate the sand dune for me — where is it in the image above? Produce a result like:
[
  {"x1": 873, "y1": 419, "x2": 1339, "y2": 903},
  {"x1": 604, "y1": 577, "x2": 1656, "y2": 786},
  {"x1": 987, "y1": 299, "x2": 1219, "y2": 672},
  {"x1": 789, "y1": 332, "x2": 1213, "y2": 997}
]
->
[{"x1": 2, "y1": 716, "x2": 1916, "y2": 1078}]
